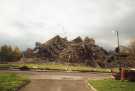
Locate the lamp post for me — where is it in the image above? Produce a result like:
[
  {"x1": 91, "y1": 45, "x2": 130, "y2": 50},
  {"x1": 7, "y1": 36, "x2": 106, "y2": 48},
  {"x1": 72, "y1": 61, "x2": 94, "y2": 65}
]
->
[
  {"x1": 112, "y1": 30, "x2": 120, "y2": 53},
  {"x1": 112, "y1": 30, "x2": 125, "y2": 80},
  {"x1": 116, "y1": 31, "x2": 120, "y2": 53},
  {"x1": 114, "y1": 31, "x2": 120, "y2": 66},
  {"x1": 112, "y1": 31, "x2": 120, "y2": 71},
  {"x1": 112, "y1": 30, "x2": 120, "y2": 65}
]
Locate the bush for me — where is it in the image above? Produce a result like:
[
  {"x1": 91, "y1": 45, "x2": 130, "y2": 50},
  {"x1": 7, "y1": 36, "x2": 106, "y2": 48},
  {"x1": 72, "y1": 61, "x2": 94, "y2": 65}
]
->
[
  {"x1": 125, "y1": 69, "x2": 135, "y2": 81},
  {"x1": 19, "y1": 66, "x2": 30, "y2": 71},
  {"x1": 114, "y1": 69, "x2": 135, "y2": 81}
]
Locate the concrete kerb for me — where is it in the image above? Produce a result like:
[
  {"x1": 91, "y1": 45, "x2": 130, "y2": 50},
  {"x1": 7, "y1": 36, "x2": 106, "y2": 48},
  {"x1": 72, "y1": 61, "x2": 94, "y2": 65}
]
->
[{"x1": 87, "y1": 82, "x2": 97, "y2": 91}]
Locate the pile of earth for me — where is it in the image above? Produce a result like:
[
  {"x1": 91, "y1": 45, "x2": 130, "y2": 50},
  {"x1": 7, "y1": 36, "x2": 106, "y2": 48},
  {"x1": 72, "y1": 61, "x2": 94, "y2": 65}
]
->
[{"x1": 25, "y1": 35, "x2": 109, "y2": 67}]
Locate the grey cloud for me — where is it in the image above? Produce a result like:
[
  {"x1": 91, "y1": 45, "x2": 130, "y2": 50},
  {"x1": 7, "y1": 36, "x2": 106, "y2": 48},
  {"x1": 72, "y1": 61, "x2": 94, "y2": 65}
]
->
[{"x1": 0, "y1": 0, "x2": 135, "y2": 50}]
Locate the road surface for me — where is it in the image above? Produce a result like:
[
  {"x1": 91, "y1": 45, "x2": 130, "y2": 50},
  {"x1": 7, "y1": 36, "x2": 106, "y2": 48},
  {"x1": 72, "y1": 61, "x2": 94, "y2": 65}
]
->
[
  {"x1": 19, "y1": 79, "x2": 91, "y2": 91},
  {"x1": 0, "y1": 70, "x2": 112, "y2": 91}
]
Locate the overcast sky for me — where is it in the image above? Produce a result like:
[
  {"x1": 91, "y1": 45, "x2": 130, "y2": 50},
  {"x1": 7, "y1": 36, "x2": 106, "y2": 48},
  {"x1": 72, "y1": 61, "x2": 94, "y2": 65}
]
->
[{"x1": 0, "y1": 0, "x2": 135, "y2": 50}]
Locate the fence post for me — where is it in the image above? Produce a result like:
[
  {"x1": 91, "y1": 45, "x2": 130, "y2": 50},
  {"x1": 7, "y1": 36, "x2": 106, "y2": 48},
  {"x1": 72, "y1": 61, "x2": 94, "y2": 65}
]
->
[
  {"x1": 120, "y1": 67, "x2": 125, "y2": 80},
  {"x1": 111, "y1": 68, "x2": 114, "y2": 76}
]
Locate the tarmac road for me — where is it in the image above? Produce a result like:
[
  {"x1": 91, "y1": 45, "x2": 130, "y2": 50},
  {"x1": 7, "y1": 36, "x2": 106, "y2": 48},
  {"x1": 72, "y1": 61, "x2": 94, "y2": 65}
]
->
[
  {"x1": 19, "y1": 79, "x2": 91, "y2": 91},
  {"x1": 0, "y1": 70, "x2": 112, "y2": 91},
  {"x1": 0, "y1": 70, "x2": 112, "y2": 80}
]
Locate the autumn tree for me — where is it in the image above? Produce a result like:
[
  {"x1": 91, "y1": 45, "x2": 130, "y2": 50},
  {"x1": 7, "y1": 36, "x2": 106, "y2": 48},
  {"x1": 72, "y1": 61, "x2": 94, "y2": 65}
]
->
[
  {"x1": 0, "y1": 45, "x2": 22, "y2": 63},
  {"x1": 12, "y1": 47, "x2": 22, "y2": 61},
  {"x1": 128, "y1": 40, "x2": 135, "y2": 60},
  {"x1": 0, "y1": 45, "x2": 10, "y2": 63}
]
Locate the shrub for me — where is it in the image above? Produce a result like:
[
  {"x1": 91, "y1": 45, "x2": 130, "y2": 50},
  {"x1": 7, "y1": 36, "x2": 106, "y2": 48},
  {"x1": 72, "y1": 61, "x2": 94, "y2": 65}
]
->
[{"x1": 19, "y1": 66, "x2": 30, "y2": 71}]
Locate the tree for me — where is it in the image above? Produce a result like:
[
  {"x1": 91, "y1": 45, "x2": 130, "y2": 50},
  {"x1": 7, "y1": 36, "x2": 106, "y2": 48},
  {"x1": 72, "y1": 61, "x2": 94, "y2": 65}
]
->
[
  {"x1": 0, "y1": 45, "x2": 7, "y2": 63},
  {"x1": 13, "y1": 47, "x2": 22, "y2": 61},
  {"x1": 25, "y1": 48, "x2": 33, "y2": 58},
  {"x1": 0, "y1": 45, "x2": 13, "y2": 63},
  {"x1": 128, "y1": 39, "x2": 135, "y2": 60},
  {"x1": 119, "y1": 39, "x2": 135, "y2": 67},
  {"x1": 0, "y1": 45, "x2": 22, "y2": 63}
]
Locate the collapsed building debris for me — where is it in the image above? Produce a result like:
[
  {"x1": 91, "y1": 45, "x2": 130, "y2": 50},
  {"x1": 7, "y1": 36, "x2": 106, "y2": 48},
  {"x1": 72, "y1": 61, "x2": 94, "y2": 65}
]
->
[{"x1": 25, "y1": 35, "x2": 108, "y2": 67}]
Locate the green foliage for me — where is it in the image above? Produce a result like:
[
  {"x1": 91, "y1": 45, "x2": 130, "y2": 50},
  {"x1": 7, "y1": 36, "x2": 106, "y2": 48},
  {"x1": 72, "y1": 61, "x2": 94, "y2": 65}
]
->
[
  {"x1": 0, "y1": 63, "x2": 117, "y2": 73},
  {"x1": 89, "y1": 79, "x2": 135, "y2": 91},
  {"x1": 0, "y1": 73, "x2": 29, "y2": 91},
  {"x1": 0, "y1": 45, "x2": 22, "y2": 63}
]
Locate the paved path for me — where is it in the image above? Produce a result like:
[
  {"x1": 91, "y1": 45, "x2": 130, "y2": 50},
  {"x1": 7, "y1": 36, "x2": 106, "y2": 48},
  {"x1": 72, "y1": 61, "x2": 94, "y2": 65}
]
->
[
  {"x1": 0, "y1": 70, "x2": 112, "y2": 80},
  {"x1": 0, "y1": 70, "x2": 112, "y2": 91},
  {"x1": 19, "y1": 79, "x2": 91, "y2": 91}
]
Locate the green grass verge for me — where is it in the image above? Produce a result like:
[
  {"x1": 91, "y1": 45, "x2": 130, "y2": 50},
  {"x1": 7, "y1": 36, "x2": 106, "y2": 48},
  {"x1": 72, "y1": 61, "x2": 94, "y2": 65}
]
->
[
  {"x1": 0, "y1": 63, "x2": 118, "y2": 73},
  {"x1": 88, "y1": 79, "x2": 135, "y2": 91},
  {"x1": 0, "y1": 73, "x2": 29, "y2": 91}
]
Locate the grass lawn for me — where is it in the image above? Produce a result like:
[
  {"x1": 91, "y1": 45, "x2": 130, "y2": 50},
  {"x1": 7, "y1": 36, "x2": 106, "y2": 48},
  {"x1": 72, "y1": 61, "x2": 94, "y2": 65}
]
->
[
  {"x1": 88, "y1": 79, "x2": 135, "y2": 91},
  {"x1": 0, "y1": 73, "x2": 29, "y2": 91},
  {"x1": 0, "y1": 63, "x2": 118, "y2": 73},
  {"x1": 22, "y1": 63, "x2": 112, "y2": 72},
  {"x1": 0, "y1": 63, "x2": 110, "y2": 72}
]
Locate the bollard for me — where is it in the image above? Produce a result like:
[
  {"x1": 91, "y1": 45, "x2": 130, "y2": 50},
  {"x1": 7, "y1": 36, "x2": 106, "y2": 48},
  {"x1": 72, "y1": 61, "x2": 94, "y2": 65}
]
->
[
  {"x1": 111, "y1": 68, "x2": 115, "y2": 79},
  {"x1": 120, "y1": 67, "x2": 125, "y2": 80},
  {"x1": 111, "y1": 68, "x2": 115, "y2": 76}
]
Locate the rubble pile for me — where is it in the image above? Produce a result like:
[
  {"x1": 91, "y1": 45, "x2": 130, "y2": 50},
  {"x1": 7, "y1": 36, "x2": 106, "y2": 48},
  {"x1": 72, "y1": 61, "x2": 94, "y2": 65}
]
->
[{"x1": 26, "y1": 35, "x2": 108, "y2": 67}]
